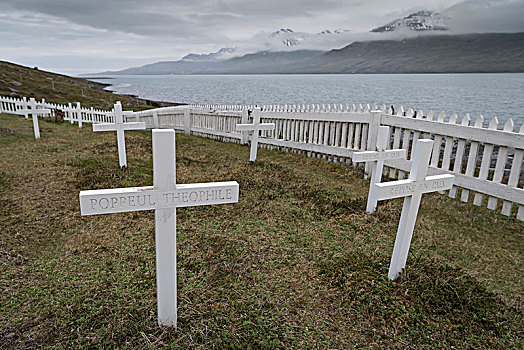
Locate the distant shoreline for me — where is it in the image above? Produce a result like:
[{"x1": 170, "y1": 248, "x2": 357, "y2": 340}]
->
[
  {"x1": 85, "y1": 77, "x2": 185, "y2": 107},
  {"x1": 81, "y1": 76, "x2": 114, "y2": 79}
]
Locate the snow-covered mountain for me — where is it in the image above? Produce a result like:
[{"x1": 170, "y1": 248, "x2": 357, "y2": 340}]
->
[
  {"x1": 318, "y1": 29, "x2": 350, "y2": 35},
  {"x1": 181, "y1": 47, "x2": 237, "y2": 62},
  {"x1": 267, "y1": 28, "x2": 350, "y2": 47},
  {"x1": 269, "y1": 28, "x2": 306, "y2": 47},
  {"x1": 183, "y1": 28, "x2": 350, "y2": 61},
  {"x1": 371, "y1": 11, "x2": 448, "y2": 32}
]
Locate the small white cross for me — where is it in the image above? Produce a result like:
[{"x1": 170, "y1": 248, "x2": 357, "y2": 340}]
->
[
  {"x1": 80, "y1": 129, "x2": 239, "y2": 327},
  {"x1": 236, "y1": 108, "x2": 275, "y2": 162},
  {"x1": 93, "y1": 102, "x2": 145, "y2": 167},
  {"x1": 17, "y1": 97, "x2": 51, "y2": 139},
  {"x1": 352, "y1": 126, "x2": 406, "y2": 213},
  {"x1": 374, "y1": 139, "x2": 455, "y2": 280}
]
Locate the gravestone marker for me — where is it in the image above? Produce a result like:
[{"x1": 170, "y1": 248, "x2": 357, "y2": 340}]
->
[
  {"x1": 236, "y1": 108, "x2": 275, "y2": 162},
  {"x1": 373, "y1": 139, "x2": 455, "y2": 280},
  {"x1": 80, "y1": 129, "x2": 239, "y2": 327},
  {"x1": 17, "y1": 97, "x2": 51, "y2": 139},
  {"x1": 93, "y1": 102, "x2": 145, "y2": 167},
  {"x1": 352, "y1": 126, "x2": 406, "y2": 213}
]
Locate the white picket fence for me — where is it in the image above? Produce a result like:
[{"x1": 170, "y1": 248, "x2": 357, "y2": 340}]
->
[
  {"x1": 0, "y1": 96, "x2": 115, "y2": 125},
  {"x1": 137, "y1": 103, "x2": 524, "y2": 221},
  {"x1": 2, "y1": 95, "x2": 523, "y2": 221}
]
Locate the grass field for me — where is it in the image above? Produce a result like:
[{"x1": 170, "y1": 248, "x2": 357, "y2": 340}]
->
[{"x1": 0, "y1": 114, "x2": 522, "y2": 349}]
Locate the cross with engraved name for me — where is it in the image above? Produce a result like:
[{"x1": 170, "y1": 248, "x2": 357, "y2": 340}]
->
[
  {"x1": 93, "y1": 101, "x2": 145, "y2": 167},
  {"x1": 17, "y1": 97, "x2": 51, "y2": 139},
  {"x1": 236, "y1": 108, "x2": 275, "y2": 162},
  {"x1": 352, "y1": 126, "x2": 406, "y2": 213},
  {"x1": 80, "y1": 129, "x2": 239, "y2": 327},
  {"x1": 373, "y1": 139, "x2": 455, "y2": 280}
]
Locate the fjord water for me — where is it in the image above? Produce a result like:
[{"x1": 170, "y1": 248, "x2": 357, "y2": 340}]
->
[{"x1": 91, "y1": 74, "x2": 524, "y2": 126}]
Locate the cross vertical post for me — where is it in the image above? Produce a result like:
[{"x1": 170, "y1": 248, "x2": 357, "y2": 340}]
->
[
  {"x1": 236, "y1": 108, "x2": 276, "y2": 162},
  {"x1": 373, "y1": 139, "x2": 455, "y2": 280},
  {"x1": 93, "y1": 102, "x2": 145, "y2": 168},
  {"x1": 79, "y1": 129, "x2": 239, "y2": 327},
  {"x1": 15, "y1": 97, "x2": 50, "y2": 139},
  {"x1": 389, "y1": 140, "x2": 433, "y2": 280},
  {"x1": 77, "y1": 102, "x2": 82, "y2": 128},
  {"x1": 115, "y1": 103, "x2": 127, "y2": 167},
  {"x1": 22, "y1": 97, "x2": 28, "y2": 118},
  {"x1": 68, "y1": 103, "x2": 74, "y2": 124},
  {"x1": 30, "y1": 98, "x2": 40, "y2": 139},
  {"x1": 153, "y1": 130, "x2": 177, "y2": 327}
]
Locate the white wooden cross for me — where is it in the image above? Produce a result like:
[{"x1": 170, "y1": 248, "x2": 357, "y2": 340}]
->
[
  {"x1": 17, "y1": 97, "x2": 51, "y2": 139},
  {"x1": 80, "y1": 129, "x2": 239, "y2": 327},
  {"x1": 352, "y1": 126, "x2": 406, "y2": 213},
  {"x1": 236, "y1": 108, "x2": 275, "y2": 162},
  {"x1": 373, "y1": 139, "x2": 455, "y2": 280},
  {"x1": 93, "y1": 101, "x2": 145, "y2": 167}
]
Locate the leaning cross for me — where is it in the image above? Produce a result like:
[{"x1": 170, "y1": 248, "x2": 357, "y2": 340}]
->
[
  {"x1": 236, "y1": 108, "x2": 275, "y2": 162},
  {"x1": 17, "y1": 97, "x2": 51, "y2": 139},
  {"x1": 374, "y1": 139, "x2": 455, "y2": 280},
  {"x1": 352, "y1": 126, "x2": 406, "y2": 213},
  {"x1": 80, "y1": 129, "x2": 239, "y2": 327},
  {"x1": 93, "y1": 101, "x2": 145, "y2": 167}
]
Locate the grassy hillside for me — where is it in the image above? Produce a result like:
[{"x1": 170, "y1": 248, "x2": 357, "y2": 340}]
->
[
  {"x1": 0, "y1": 61, "x2": 175, "y2": 110},
  {"x1": 0, "y1": 114, "x2": 522, "y2": 348}
]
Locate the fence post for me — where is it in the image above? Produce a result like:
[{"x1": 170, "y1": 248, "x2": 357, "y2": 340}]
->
[
  {"x1": 153, "y1": 110, "x2": 160, "y2": 128},
  {"x1": 77, "y1": 102, "x2": 82, "y2": 128},
  {"x1": 240, "y1": 109, "x2": 249, "y2": 145},
  {"x1": 364, "y1": 110, "x2": 382, "y2": 178},
  {"x1": 184, "y1": 107, "x2": 191, "y2": 134}
]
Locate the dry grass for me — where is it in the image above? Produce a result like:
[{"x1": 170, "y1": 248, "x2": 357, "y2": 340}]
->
[
  {"x1": 0, "y1": 114, "x2": 522, "y2": 349},
  {"x1": 0, "y1": 61, "x2": 170, "y2": 110}
]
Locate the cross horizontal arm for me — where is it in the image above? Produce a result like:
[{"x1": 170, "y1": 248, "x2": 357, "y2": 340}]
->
[
  {"x1": 352, "y1": 149, "x2": 406, "y2": 163},
  {"x1": 80, "y1": 181, "x2": 239, "y2": 215},
  {"x1": 375, "y1": 174, "x2": 454, "y2": 201},
  {"x1": 17, "y1": 108, "x2": 51, "y2": 115},
  {"x1": 93, "y1": 122, "x2": 146, "y2": 132},
  {"x1": 236, "y1": 123, "x2": 276, "y2": 131}
]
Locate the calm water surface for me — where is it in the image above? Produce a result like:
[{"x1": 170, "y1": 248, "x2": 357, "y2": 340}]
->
[{"x1": 90, "y1": 74, "x2": 524, "y2": 126}]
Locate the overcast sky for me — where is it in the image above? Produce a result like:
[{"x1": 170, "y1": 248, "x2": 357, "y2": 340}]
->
[{"x1": 1, "y1": 0, "x2": 523, "y2": 74}]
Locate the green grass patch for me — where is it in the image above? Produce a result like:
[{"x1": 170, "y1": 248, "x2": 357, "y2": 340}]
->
[{"x1": 0, "y1": 113, "x2": 522, "y2": 349}]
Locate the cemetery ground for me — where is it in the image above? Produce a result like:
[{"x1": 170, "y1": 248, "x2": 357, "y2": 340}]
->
[{"x1": 0, "y1": 114, "x2": 523, "y2": 349}]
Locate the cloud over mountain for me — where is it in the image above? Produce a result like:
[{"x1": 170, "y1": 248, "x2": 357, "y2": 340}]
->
[{"x1": 0, "y1": 0, "x2": 522, "y2": 74}]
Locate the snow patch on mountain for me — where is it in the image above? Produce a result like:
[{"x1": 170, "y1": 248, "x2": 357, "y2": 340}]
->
[
  {"x1": 269, "y1": 28, "x2": 306, "y2": 47},
  {"x1": 371, "y1": 11, "x2": 448, "y2": 32},
  {"x1": 181, "y1": 47, "x2": 237, "y2": 62}
]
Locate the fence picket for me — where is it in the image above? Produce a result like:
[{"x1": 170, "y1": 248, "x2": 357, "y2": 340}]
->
[
  {"x1": 449, "y1": 114, "x2": 471, "y2": 198},
  {"x1": 473, "y1": 117, "x2": 499, "y2": 206},
  {"x1": 460, "y1": 115, "x2": 484, "y2": 202},
  {"x1": 430, "y1": 111, "x2": 446, "y2": 168},
  {"x1": 487, "y1": 119, "x2": 514, "y2": 210}
]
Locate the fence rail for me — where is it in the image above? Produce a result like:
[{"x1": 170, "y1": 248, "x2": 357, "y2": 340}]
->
[
  {"x1": 0, "y1": 96, "x2": 115, "y2": 125},
  {"x1": 142, "y1": 104, "x2": 524, "y2": 221},
  {"x1": 2, "y1": 96, "x2": 523, "y2": 221}
]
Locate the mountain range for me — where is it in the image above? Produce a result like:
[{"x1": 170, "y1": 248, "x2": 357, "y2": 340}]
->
[{"x1": 93, "y1": 11, "x2": 524, "y2": 75}]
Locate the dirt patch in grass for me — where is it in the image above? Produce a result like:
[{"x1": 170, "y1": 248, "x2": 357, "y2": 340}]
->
[{"x1": 1, "y1": 113, "x2": 522, "y2": 349}]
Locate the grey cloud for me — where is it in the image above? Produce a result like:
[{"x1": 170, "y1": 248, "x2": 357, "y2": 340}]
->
[
  {"x1": 444, "y1": 0, "x2": 524, "y2": 33},
  {"x1": 1, "y1": 0, "x2": 522, "y2": 74}
]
